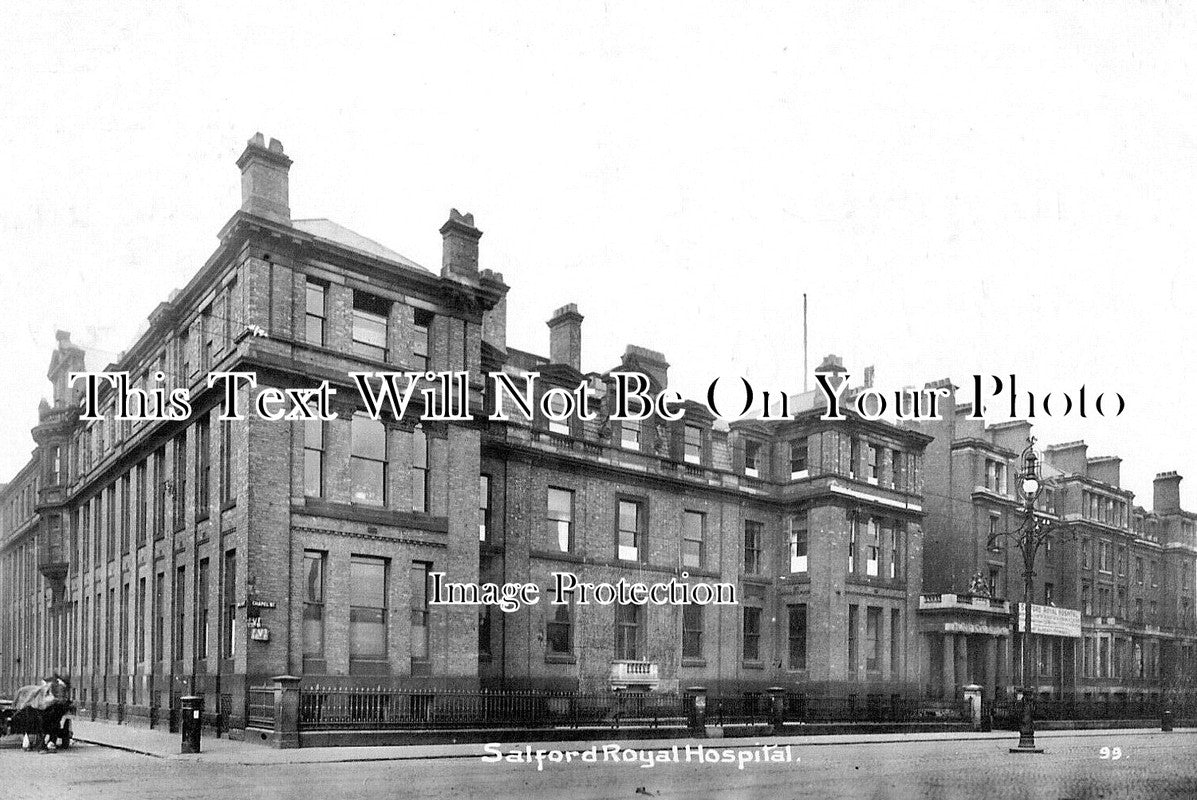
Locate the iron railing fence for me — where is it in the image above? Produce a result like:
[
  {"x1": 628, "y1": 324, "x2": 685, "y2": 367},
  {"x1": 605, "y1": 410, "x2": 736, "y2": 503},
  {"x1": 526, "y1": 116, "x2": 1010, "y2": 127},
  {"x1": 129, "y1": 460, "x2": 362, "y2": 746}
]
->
[
  {"x1": 295, "y1": 688, "x2": 976, "y2": 731},
  {"x1": 990, "y1": 694, "x2": 1197, "y2": 725},
  {"x1": 298, "y1": 686, "x2": 690, "y2": 731}
]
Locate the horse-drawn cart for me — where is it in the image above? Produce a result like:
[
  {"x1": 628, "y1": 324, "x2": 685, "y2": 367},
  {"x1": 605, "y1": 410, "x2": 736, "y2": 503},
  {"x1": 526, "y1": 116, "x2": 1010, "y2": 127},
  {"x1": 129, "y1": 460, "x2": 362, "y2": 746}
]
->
[{"x1": 2, "y1": 677, "x2": 74, "y2": 750}]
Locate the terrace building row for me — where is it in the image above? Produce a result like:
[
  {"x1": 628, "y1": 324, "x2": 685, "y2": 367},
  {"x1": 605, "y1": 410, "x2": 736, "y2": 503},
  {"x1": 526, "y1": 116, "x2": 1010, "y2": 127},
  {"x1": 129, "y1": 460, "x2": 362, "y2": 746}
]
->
[
  {"x1": 1, "y1": 136, "x2": 1195, "y2": 737},
  {"x1": 912, "y1": 393, "x2": 1197, "y2": 708}
]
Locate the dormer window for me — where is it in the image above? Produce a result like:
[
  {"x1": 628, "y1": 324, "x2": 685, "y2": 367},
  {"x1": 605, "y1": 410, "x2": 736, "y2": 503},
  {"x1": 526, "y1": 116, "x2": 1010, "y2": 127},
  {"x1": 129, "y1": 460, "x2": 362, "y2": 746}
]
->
[
  {"x1": 546, "y1": 391, "x2": 570, "y2": 436},
  {"x1": 744, "y1": 439, "x2": 761, "y2": 477},
  {"x1": 789, "y1": 438, "x2": 808, "y2": 480},
  {"x1": 620, "y1": 418, "x2": 641, "y2": 450},
  {"x1": 985, "y1": 459, "x2": 1007, "y2": 495},
  {"x1": 684, "y1": 425, "x2": 703, "y2": 464}
]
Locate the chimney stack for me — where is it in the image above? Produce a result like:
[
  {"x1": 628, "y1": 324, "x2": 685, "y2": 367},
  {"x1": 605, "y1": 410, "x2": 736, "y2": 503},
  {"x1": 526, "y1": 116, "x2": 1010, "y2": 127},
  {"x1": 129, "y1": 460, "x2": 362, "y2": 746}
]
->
[
  {"x1": 1154, "y1": 471, "x2": 1183, "y2": 514},
  {"x1": 440, "y1": 209, "x2": 482, "y2": 279},
  {"x1": 547, "y1": 303, "x2": 584, "y2": 371},
  {"x1": 236, "y1": 133, "x2": 292, "y2": 224}
]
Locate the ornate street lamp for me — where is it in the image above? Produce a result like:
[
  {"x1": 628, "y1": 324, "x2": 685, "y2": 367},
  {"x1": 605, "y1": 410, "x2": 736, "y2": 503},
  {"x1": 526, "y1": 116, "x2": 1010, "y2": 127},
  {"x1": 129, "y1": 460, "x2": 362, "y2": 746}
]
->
[{"x1": 986, "y1": 436, "x2": 1069, "y2": 754}]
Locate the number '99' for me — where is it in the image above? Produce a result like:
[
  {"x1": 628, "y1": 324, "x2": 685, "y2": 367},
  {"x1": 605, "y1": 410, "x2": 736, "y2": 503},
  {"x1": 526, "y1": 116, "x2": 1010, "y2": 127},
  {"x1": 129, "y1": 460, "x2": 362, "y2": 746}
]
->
[{"x1": 1099, "y1": 746, "x2": 1122, "y2": 760}]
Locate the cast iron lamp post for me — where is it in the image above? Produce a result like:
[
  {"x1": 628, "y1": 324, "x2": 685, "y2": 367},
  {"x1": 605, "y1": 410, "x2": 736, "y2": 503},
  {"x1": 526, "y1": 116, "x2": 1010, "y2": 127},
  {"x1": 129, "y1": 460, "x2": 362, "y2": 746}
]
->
[{"x1": 986, "y1": 436, "x2": 1067, "y2": 754}]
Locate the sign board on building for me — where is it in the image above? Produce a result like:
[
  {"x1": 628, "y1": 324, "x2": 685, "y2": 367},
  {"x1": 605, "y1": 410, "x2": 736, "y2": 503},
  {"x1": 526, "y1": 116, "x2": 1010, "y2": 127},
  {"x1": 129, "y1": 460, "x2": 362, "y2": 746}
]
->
[{"x1": 1014, "y1": 604, "x2": 1082, "y2": 638}]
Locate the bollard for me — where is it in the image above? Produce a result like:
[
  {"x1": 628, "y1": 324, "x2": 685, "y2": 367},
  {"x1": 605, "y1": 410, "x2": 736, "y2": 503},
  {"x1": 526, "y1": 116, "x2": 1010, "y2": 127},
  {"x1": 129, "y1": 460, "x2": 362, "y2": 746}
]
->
[
  {"x1": 1162, "y1": 708, "x2": 1173, "y2": 732},
  {"x1": 180, "y1": 695, "x2": 203, "y2": 754}
]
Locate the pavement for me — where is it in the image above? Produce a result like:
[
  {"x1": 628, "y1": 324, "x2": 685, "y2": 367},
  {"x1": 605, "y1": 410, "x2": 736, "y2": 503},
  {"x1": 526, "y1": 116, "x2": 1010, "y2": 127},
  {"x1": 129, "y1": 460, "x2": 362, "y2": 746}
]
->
[
  {"x1": 68, "y1": 718, "x2": 1195, "y2": 765},
  {"x1": 8, "y1": 725, "x2": 1197, "y2": 800}
]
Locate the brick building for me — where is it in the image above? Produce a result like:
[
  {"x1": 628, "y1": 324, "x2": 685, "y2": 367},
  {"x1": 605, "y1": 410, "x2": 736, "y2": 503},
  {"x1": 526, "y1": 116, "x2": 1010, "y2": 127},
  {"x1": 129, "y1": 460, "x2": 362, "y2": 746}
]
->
[
  {"x1": 0, "y1": 134, "x2": 504, "y2": 730},
  {"x1": 912, "y1": 382, "x2": 1197, "y2": 707},
  {"x1": 2, "y1": 136, "x2": 1194, "y2": 738}
]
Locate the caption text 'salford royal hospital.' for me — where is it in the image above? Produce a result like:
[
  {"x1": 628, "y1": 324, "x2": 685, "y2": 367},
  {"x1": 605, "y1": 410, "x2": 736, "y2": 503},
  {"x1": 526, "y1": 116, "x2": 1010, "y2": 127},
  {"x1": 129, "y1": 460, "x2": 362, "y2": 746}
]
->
[{"x1": 1, "y1": 134, "x2": 1195, "y2": 738}]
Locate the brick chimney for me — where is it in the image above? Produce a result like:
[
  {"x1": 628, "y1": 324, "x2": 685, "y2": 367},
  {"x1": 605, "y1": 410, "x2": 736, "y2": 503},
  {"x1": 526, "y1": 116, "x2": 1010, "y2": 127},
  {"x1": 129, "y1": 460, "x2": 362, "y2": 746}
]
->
[
  {"x1": 236, "y1": 133, "x2": 292, "y2": 224},
  {"x1": 1154, "y1": 471, "x2": 1183, "y2": 514},
  {"x1": 1044, "y1": 441, "x2": 1088, "y2": 476},
  {"x1": 440, "y1": 209, "x2": 482, "y2": 279},
  {"x1": 547, "y1": 303, "x2": 584, "y2": 371}
]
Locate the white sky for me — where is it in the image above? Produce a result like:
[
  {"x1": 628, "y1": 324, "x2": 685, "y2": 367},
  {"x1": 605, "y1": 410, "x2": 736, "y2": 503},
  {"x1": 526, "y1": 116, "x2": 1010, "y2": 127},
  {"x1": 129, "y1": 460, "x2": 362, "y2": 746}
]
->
[{"x1": 1, "y1": 2, "x2": 1194, "y2": 508}]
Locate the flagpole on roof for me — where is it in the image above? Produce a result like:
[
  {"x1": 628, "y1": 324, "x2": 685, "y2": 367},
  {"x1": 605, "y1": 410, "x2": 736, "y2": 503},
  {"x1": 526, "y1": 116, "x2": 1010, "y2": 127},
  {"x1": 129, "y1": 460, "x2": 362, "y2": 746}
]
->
[{"x1": 803, "y1": 293, "x2": 808, "y2": 393}]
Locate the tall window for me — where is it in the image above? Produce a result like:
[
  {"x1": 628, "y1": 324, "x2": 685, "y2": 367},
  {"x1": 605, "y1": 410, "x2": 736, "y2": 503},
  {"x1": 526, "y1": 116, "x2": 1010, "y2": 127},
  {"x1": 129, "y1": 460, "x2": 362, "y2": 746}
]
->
[
  {"x1": 788, "y1": 604, "x2": 807, "y2": 670},
  {"x1": 682, "y1": 510, "x2": 704, "y2": 568},
  {"x1": 350, "y1": 556, "x2": 390, "y2": 665},
  {"x1": 848, "y1": 604, "x2": 859, "y2": 675},
  {"x1": 106, "y1": 484, "x2": 116, "y2": 560},
  {"x1": 172, "y1": 433, "x2": 187, "y2": 528},
  {"x1": 350, "y1": 414, "x2": 387, "y2": 505},
  {"x1": 684, "y1": 425, "x2": 703, "y2": 464},
  {"x1": 848, "y1": 517, "x2": 857, "y2": 573},
  {"x1": 1081, "y1": 581, "x2": 1093, "y2": 615},
  {"x1": 352, "y1": 292, "x2": 390, "y2": 360},
  {"x1": 479, "y1": 475, "x2": 491, "y2": 542},
  {"x1": 305, "y1": 280, "x2": 327, "y2": 346},
  {"x1": 743, "y1": 520, "x2": 762, "y2": 574},
  {"x1": 154, "y1": 572, "x2": 164, "y2": 661},
  {"x1": 866, "y1": 519, "x2": 880, "y2": 577},
  {"x1": 197, "y1": 558, "x2": 210, "y2": 660},
  {"x1": 153, "y1": 448, "x2": 166, "y2": 539},
  {"x1": 136, "y1": 461, "x2": 147, "y2": 546},
  {"x1": 744, "y1": 440, "x2": 761, "y2": 477},
  {"x1": 617, "y1": 499, "x2": 644, "y2": 561},
  {"x1": 412, "y1": 308, "x2": 433, "y2": 371},
  {"x1": 742, "y1": 607, "x2": 762, "y2": 661},
  {"x1": 789, "y1": 515, "x2": 808, "y2": 573},
  {"x1": 548, "y1": 487, "x2": 573, "y2": 552},
  {"x1": 201, "y1": 305, "x2": 214, "y2": 372},
  {"x1": 82, "y1": 596, "x2": 90, "y2": 667},
  {"x1": 411, "y1": 427, "x2": 429, "y2": 512},
  {"x1": 120, "y1": 473, "x2": 131, "y2": 554},
  {"x1": 615, "y1": 602, "x2": 643, "y2": 660},
  {"x1": 406, "y1": 560, "x2": 427, "y2": 669},
  {"x1": 890, "y1": 524, "x2": 901, "y2": 579},
  {"x1": 890, "y1": 609, "x2": 902, "y2": 675},
  {"x1": 196, "y1": 416, "x2": 211, "y2": 515},
  {"x1": 867, "y1": 445, "x2": 880, "y2": 483},
  {"x1": 789, "y1": 438, "x2": 808, "y2": 478},
  {"x1": 220, "y1": 420, "x2": 234, "y2": 504},
  {"x1": 172, "y1": 566, "x2": 186, "y2": 661},
  {"x1": 547, "y1": 604, "x2": 573, "y2": 655},
  {"x1": 1081, "y1": 539, "x2": 1091, "y2": 569},
  {"x1": 223, "y1": 550, "x2": 237, "y2": 658},
  {"x1": 302, "y1": 551, "x2": 325, "y2": 662},
  {"x1": 304, "y1": 414, "x2": 324, "y2": 497},
  {"x1": 682, "y1": 604, "x2": 703, "y2": 659},
  {"x1": 478, "y1": 607, "x2": 492, "y2": 660},
  {"x1": 865, "y1": 607, "x2": 881, "y2": 671}
]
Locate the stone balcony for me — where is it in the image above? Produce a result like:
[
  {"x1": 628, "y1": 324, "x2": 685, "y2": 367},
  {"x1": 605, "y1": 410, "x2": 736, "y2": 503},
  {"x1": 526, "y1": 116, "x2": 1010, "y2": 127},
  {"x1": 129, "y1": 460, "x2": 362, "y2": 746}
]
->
[
  {"x1": 609, "y1": 660, "x2": 660, "y2": 690},
  {"x1": 920, "y1": 593, "x2": 1010, "y2": 615}
]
